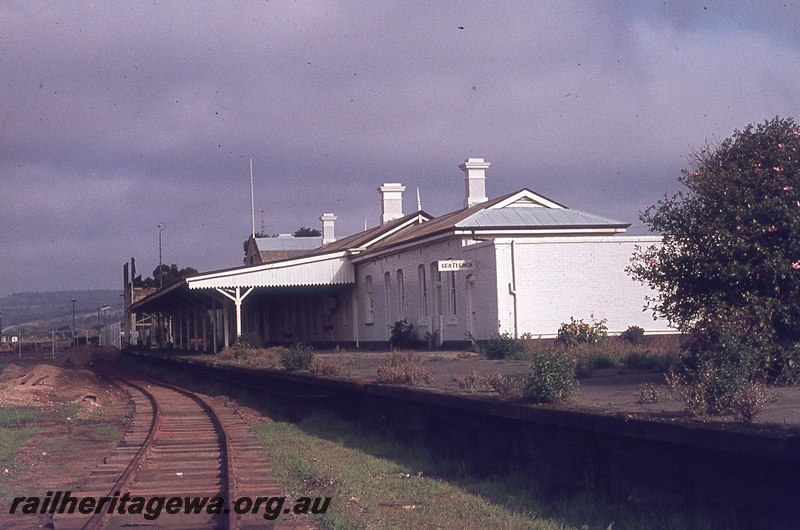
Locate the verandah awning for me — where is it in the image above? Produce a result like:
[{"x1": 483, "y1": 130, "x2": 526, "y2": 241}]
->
[{"x1": 186, "y1": 252, "x2": 354, "y2": 290}]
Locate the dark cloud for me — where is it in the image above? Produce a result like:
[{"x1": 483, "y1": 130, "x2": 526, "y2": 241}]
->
[{"x1": 1, "y1": 2, "x2": 799, "y2": 295}]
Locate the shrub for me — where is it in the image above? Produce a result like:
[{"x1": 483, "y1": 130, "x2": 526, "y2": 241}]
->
[
  {"x1": 620, "y1": 325, "x2": 645, "y2": 344},
  {"x1": 279, "y1": 343, "x2": 315, "y2": 371},
  {"x1": 309, "y1": 355, "x2": 355, "y2": 377},
  {"x1": 765, "y1": 343, "x2": 800, "y2": 384},
  {"x1": 586, "y1": 351, "x2": 619, "y2": 370},
  {"x1": 636, "y1": 382, "x2": 661, "y2": 404},
  {"x1": 376, "y1": 352, "x2": 433, "y2": 385},
  {"x1": 389, "y1": 319, "x2": 420, "y2": 349},
  {"x1": 665, "y1": 330, "x2": 760, "y2": 417},
  {"x1": 484, "y1": 332, "x2": 526, "y2": 360},
  {"x1": 572, "y1": 355, "x2": 594, "y2": 378},
  {"x1": 238, "y1": 332, "x2": 263, "y2": 349},
  {"x1": 484, "y1": 372, "x2": 525, "y2": 400},
  {"x1": 623, "y1": 351, "x2": 676, "y2": 372},
  {"x1": 556, "y1": 317, "x2": 608, "y2": 348},
  {"x1": 523, "y1": 349, "x2": 577, "y2": 403},
  {"x1": 218, "y1": 345, "x2": 249, "y2": 361},
  {"x1": 454, "y1": 370, "x2": 483, "y2": 393},
  {"x1": 243, "y1": 347, "x2": 282, "y2": 368}
]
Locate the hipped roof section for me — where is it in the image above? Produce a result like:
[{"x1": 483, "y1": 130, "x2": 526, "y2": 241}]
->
[{"x1": 340, "y1": 189, "x2": 629, "y2": 256}]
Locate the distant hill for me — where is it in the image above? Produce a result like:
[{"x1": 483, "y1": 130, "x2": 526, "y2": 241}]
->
[{"x1": 0, "y1": 290, "x2": 123, "y2": 333}]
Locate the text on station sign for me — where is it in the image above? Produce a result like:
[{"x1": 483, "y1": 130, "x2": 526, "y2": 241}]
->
[{"x1": 437, "y1": 260, "x2": 474, "y2": 271}]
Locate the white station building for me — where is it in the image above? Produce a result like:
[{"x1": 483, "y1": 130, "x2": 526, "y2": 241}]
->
[{"x1": 127, "y1": 158, "x2": 672, "y2": 351}]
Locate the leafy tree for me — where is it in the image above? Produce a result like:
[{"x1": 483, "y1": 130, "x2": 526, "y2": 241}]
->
[
  {"x1": 294, "y1": 227, "x2": 321, "y2": 237},
  {"x1": 629, "y1": 117, "x2": 800, "y2": 384},
  {"x1": 136, "y1": 264, "x2": 198, "y2": 289}
]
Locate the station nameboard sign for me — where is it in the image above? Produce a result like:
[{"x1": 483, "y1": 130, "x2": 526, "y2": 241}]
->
[{"x1": 437, "y1": 260, "x2": 474, "y2": 271}]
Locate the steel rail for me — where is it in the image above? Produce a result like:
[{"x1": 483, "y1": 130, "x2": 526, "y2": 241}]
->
[
  {"x1": 81, "y1": 366, "x2": 160, "y2": 530},
  {"x1": 82, "y1": 366, "x2": 239, "y2": 530}
]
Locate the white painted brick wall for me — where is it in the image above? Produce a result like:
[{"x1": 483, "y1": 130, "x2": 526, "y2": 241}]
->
[
  {"x1": 351, "y1": 234, "x2": 672, "y2": 344},
  {"x1": 461, "y1": 242, "x2": 499, "y2": 340},
  {"x1": 354, "y1": 236, "x2": 498, "y2": 343},
  {"x1": 496, "y1": 236, "x2": 672, "y2": 337}
]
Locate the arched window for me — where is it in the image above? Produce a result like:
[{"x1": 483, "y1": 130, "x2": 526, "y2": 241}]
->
[
  {"x1": 384, "y1": 271, "x2": 392, "y2": 326},
  {"x1": 397, "y1": 269, "x2": 405, "y2": 319}
]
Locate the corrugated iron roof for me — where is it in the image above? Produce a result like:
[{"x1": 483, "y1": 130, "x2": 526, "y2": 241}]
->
[
  {"x1": 255, "y1": 237, "x2": 322, "y2": 251},
  {"x1": 352, "y1": 189, "x2": 628, "y2": 253},
  {"x1": 188, "y1": 254, "x2": 354, "y2": 289},
  {"x1": 303, "y1": 212, "x2": 431, "y2": 256},
  {"x1": 254, "y1": 236, "x2": 325, "y2": 263},
  {"x1": 455, "y1": 207, "x2": 628, "y2": 228}
]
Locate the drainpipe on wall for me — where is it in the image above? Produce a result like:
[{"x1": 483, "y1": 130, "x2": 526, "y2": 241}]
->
[
  {"x1": 353, "y1": 285, "x2": 360, "y2": 348},
  {"x1": 508, "y1": 240, "x2": 519, "y2": 339}
]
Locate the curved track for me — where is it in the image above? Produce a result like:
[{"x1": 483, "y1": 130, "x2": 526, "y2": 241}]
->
[{"x1": 53, "y1": 367, "x2": 288, "y2": 530}]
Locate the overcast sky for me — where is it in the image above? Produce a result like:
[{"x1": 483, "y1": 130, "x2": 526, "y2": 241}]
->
[{"x1": 1, "y1": 1, "x2": 799, "y2": 297}]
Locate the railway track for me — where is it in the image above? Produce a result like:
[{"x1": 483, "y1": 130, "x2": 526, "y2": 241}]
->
[{"x1": 53, "y1": 366, "x2": 303, "y2": 530}]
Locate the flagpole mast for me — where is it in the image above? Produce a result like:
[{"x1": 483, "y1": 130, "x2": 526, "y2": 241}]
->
[{"x1": 250, "y1": 157, "x2": 256, "y2": 238}]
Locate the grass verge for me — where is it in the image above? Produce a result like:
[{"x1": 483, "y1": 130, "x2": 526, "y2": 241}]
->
[
  {"x1": 120, "y1": 354, "x2": 710, "y2": 528},
  {"x1": 251, "y1": 409, "x2": 710, "y2": 530},
  {"x1": 0, "y1": 408, "x2": 40, "y2": 505}
]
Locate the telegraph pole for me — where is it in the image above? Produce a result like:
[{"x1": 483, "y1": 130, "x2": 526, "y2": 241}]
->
[{"x1": 71, "y1": 298, "x2": 76, "y2": 346}]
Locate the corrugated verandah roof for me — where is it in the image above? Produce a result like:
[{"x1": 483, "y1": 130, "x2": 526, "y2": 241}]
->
[{"x1": 187, "y1": 254, "x2": 354, "y2": 289}]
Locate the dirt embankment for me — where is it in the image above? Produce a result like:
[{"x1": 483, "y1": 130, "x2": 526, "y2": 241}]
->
[{"x1": 0, "y1": 348, "x2": 134, "y2": 529}]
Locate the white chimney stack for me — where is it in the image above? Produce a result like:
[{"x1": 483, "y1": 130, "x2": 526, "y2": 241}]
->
[
  {"x1": 458, "y1": 157, "x2": 491, "y2": 208},
  {"x1": 320, "y1": 213, "x2": 337, "y2": 244},
  {"x1": 378, "y1": 183, "x2": 405, "y2": 225}
]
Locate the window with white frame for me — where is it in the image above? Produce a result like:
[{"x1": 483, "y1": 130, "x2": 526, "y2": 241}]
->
[
  {"x1": 448, "y1": 271, "x2": 457, "y2": 321},
  {"x1": 397, "y1": 269, "x2": 405, "y2": 319},
  {"x1": 365, "y1": 275, "x2": 374, "y2": 325},
  {"x1": 418, "y1": 264, "x2": 428, "y2": 320},
  {"x1": 384, "y1": 271, "x2": 392, "y2": 326}
]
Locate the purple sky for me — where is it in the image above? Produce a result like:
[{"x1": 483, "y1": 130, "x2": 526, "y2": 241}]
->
[{"x1": 2, "y1": 1, "x2": 799, "y2": 296}]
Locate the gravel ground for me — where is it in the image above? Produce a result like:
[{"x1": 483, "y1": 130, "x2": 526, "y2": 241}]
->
[
  {"x1": 373, "y1": 350, "x2": 800, "y2": 434},
  {"x1": 0, "y1": 354, "x2": 134, "y2": 529},
  {"x1": 202, "y1": 347, "x2": 800, "y2": 436}
]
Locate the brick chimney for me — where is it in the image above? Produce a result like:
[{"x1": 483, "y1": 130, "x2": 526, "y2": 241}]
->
[
  {"x1": 458, "y1": 157, "x2": 491, "y2": 208},
  {"x1": 320, "y1": 213, "x2": 337, "y2": 244},
  {"x1": 378, "y1": 183, "x2": 405, "y2": 225}
]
